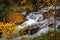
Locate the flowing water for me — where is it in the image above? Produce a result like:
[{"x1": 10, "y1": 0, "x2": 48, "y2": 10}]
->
[
  {"x1": 17, "y1": 5, "x2": 60, "y2": 37},
  {"x1": 0, "y1": 6, "x2": 60, "y2": 40}
]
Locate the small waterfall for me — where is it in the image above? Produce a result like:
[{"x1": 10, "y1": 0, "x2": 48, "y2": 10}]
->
[{"x1": 16, "y1": 5, "x2": 60, "y2": 37}]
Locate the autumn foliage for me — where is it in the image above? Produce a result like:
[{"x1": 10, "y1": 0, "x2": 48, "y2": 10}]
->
[
  {"x1": 0, "y1": 22, "x2": 16, "y2": 37},
  {"x1": 8, "y1": 11, "x2": 25, "y2": 24}
]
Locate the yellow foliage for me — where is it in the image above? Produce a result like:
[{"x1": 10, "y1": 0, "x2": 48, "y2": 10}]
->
[
  {"x1": 43, "y1": 0, "x2": 56, "y2": 5},
  {"x1": 0, "y1": 22, "x2": 16, "y2": 37},
  {"x1": 21, "y1": 0, "x2": 27, "y2": 4},
  {"x1": 52, "y1": 11, "x2": 56, "y2": 15}
]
